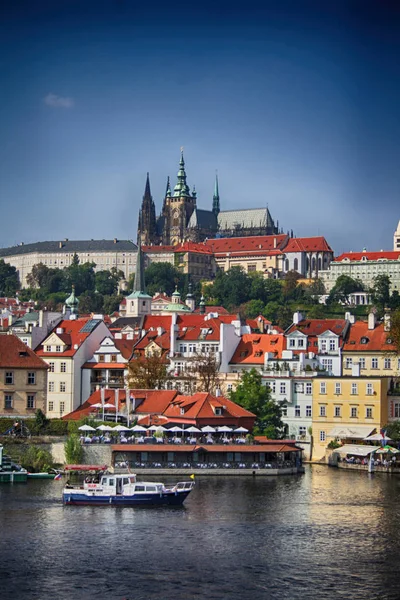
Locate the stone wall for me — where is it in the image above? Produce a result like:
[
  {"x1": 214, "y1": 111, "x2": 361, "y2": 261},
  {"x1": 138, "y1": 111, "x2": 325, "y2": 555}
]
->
[{"x1": 50, "y1": 442, "x2": 112, "y2": 466}]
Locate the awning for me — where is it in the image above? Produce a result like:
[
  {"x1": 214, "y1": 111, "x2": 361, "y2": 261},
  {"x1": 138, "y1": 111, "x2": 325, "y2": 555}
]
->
[
  {"x1": 333, "y1": 445, "x2": 376, "y2": 457},
  {"x1": 328, "y1": 426, "x2": 375, "y2": 440}
]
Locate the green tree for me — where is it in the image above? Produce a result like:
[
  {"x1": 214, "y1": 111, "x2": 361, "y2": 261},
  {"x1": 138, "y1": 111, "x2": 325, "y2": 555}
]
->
[
  {"x1": 240, "y1": 299, "x2": 265, "y2": 319},
  {"x1": 263, "y1": 279, "x2": 284, "y2": 303},
  {"x1": 64, "y1": 434, "x2": 83, "y2": 464},
  {"x1": 383, "y1": 421, "x2": 400, "y2": 443},
  {"x1": 229, "y1": 369, "x2": 284, "y2": 437},
  {"x1": 19, "y1": 446, "x2": 55, "y2": 473},
  {"x1": 388, "y1": 309, "x2": 400, "y2": 355},
  {"x1": 63, "y1": 262, "x2": 96, "y2": 295},
  {"x1": 263, "y1": 301, "x2": 281, "y2": 323},
  {"x1": 0, "y1": 259, "x2": 20, "y2": 295},
  {"x1": 276, "y1": 305, "x2": 292, "y2": 329},
  {"x1": 210, "y1": 267, "x2": 250, "y2": 309},
  {"x1": 128, "y1": 354, "x2": 170, "y2": 389},
  {"x1": 95, "y1": 268, "x2": 123, "y2": 296},
  {"x1": 327, "y1": 275, "x2": 363, "y2": 305},
  {"x1": 103, "y1": 294, "x2": 123, "y2": 315},
  {"x1": 371, "y1": 275, "x2": 391, "y2": 312},
  {"x1": 34, "y1": 409, "x2": 49, "y2": 433}
]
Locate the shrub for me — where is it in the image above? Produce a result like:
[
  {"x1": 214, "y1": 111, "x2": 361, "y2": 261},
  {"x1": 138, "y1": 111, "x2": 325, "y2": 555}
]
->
[
  {"x1": 64, "y1": 434, "x2": 83, "y2": 464},
  {"x1": 327, "y1": 440, "x2": 341, "y2": 449},
  {"x1": 19, "y1": 446, "x2": 55, "y2": 473}
]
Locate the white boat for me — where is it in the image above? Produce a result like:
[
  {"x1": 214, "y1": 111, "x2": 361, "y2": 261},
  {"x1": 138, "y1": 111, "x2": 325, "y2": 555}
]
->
[{"x1": 62, "y1": 471, "x2": 195, "y2": 506}]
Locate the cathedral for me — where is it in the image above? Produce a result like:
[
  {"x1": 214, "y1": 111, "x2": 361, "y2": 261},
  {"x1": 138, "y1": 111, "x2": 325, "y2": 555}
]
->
[{"x1": 137, "y1": 150, "x2": 280, "y2": 246}]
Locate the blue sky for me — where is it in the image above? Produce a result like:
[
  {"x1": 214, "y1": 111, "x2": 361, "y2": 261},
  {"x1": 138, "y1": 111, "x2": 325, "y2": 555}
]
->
[{"x1": 0, "y1": 1, "x2": 399, "y2": 254}]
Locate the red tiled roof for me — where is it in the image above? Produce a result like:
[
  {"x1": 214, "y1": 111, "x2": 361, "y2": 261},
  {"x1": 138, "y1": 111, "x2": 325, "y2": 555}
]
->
[
  {"x1": 205, "y1": 235, "x2": 287, "y2": 254},
  {"x1": 343, "y1": 321, "x2": 396, "y2": 352},
  {"x1": 0, "y1": 335, "x2": 49, "y2": 369},
  {"x1": 164, "y1": 392, "x2": 255, "y2": 421},
  {"x1": 335, "y1": 251, "x2": 400, "y2": 262},
  {"x1": 36, "y1": 317, "x2": 103, "y2": 357},
  {"x1": 286, "y1": 319, "x2": 347, "y2": 337},
  {"x1": 114, "y1": 337, "x2": 135, "y2": 359},
  {"x1": 173, "y1": 242, "x2": 213, "y2": 254},
  {"x1": 142, "y1": 245, "x2": 174, "y2": 252},
  {"x1": 193, "y1": 306, "x2": 229, "y2": 315},
  {"x1": 133, "y1": 329, "x2": 171, "y2": 352},
  {"x1": 283, "y1": 236, "x2": 333, "y2": 253},
  {"x1": 230, "y1": 333, "x2": 285, "y2": 364}
]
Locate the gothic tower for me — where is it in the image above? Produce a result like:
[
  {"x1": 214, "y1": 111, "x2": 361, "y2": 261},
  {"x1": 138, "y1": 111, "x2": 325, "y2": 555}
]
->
[
  {"x1": 161, "y1": 150, "x2": 196, "y2": 245},
  {"x1": 137, "y1": 173, "x2": 157, "y2": 245},
  {"x1": 212, "y1": 172, "x2": 220, "y2": 217}
]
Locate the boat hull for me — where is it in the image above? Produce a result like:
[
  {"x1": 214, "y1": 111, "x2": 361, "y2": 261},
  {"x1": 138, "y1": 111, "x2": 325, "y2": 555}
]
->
[{"x1": 63, "y1": 490, "x2": 191, "y2": 506}]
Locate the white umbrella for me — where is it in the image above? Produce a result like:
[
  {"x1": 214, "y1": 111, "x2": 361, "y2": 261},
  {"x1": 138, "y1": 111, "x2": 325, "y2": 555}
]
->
[
  {"x1": 169, "y1": 426, "x2": 184, "y2": 433},
  {"x1": 148, "y1": 425, "x2": 158, "y2": 431},
  {"x1": 186, "y1": 426, "x2": 201, "y2": 433},
  {"x1": 113, "y1": 425, "x2": 130, "y2": 432},
  {"x1": 103, "y1": 403, "x2": 115, "y2": 409},
  {"x1": 218, "y1": 426, "x2": 233, "y2": 432},
  {"x1": 201, "y1": 426, "x2": 216, "y2": 433},
  {"x1": 97, "y1": 425, "x2": 113, "y2": 431},
  {"x1": 78, "y1": 425, "x2": 96, "y2": 432},
  {"x1": 364, "y1": 433, "x2": 393, "y2": 442},
  {"x1": 235, "y1": 427, "x2": 249, "y2": 433},
  {"x1": 91, "y1": 403, "x2": 103, "y2": 408},
  {"x1": 131, "y1": 425, "x2": 147, "y2": 432}
]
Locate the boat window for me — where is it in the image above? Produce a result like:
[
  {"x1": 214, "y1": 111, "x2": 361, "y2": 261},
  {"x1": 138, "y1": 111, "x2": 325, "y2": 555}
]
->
[
  {"x1": 129, "y1": 477, "x2": 136, "y2": 483},
  {"x1": 135, "y1": 485, "x2": 145, "y2": 492},
  {"x1": 123, "y1": 478, "x2": 130, "y2": 485},
  {"x1": 108, "y1": 479, "x2": 115, "y2": 486},
  {"x1": 145, "y1": 486, "x2": 156, "y2": 492}
]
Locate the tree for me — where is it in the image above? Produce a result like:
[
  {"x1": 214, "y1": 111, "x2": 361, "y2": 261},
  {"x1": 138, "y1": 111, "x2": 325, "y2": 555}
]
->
[
  {"x1": 229, "y1": 369, "x2": 285, "y2": 437},
  {"x1": 371, "y1": 275, "x2": 391, "y2": 312},
  {"x1": 303, "y1": 278, "x2": 326, "y2": 304},
  {"x1": 276, "y1": 305, "x2": 292, "y2": 329},
  {"x1": 64, "y1": 434, "x2": 83, "y2": 464},
  {"x1": 283, "y1": 270, "x2": 301, "y2": 300},
  {"x1": 95, "y1": 268, "x2": 124, "y2": 296},
  {"x1": 131, "y1": 262, "x2": 182, "y2": 296},
  {"x1": 63, "y1": 262, "x2": 96, "y2": 295},
  {"x1": 128, "y1": 354, "x2": 169, "y2": 389},
  {"x1": 103, "y1": 294, "x2": 123, "y2": 315},
  {"x1": 0, "y1": 260, "x2": 20, "y2": 296},
  {"x1": 209, "y1": 267, "x2": 250, "y2": 309},
  {"x1": 327, "y1": 275, "x2": 363, "y2": 305},
  {"x1": 383, "y1": 421, "x2": 400, "y2": 443},
  {"x1": 389, "y1": 309, "x2": 400, "y2": 355},
  {"x1": 240, "y1": 299, "x2": 265, "y2": 319},
  {"x1": 183, "y1": 352, "x2": 221, "y2": 394}
]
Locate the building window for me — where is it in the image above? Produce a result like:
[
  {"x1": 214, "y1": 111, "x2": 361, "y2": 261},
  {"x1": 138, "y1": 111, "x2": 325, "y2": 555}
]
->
[
  {"x1": 4, "y1": 394, "x2": 13, "y2": 409},
  {"x1": 60, "y1": 382, "x2": 66, "y2": 393},
  {"x1": 56, "y1": 345, "x2": 61, "y2": 353},
  {"x1": 359, "y1": 358, "x2": 366, "y2": 370},
  {"x1": 281, "y1": 405, "x2": 287, "y2": 417},
  {"x1": 297, "y1": 339, "x2": 304, "y2": 348},
  {"x1": 60, "y1": 402, "x2": 65, "y2": 415},
  {"x1": 60, "y1": 362, "x2": 66, "y2": 373},
  {"x1": 270, "y1": 381, "x2": 276, "y2": 394},
  {"x1": 27, "y1": 372, "x2": 36, "y2": 385},
  {"x1": 27, "y1": 394, "x2": 35, "y2": 409},
  {"x1": 295, "y1": 383, "x2": 304, "y2": 393},
  {"x1": 351, "y1": 407, "x2": 358, "y2": 418},
  {"x1": 48, "y1": 401, "x2": 54, "y2": 412},
  {"x1": 322, "y1": 359, "x2": 333, "y2": 372},
  {"x1": 351, "y1": 383, "x2": 358, "y2": 395},
  {"x1": 366, "y1": 407, "x2": 373, "y2": 419},
  {"x1": 45, "y1": 345, "x2": 52, "y2": 352},
  {"x1": 289, "y1": 339, "x2": 295, "y2": 348},
  {"x1": 335, "y1": 383, "x2": 341, "y2": 395},
  {"x1": 280, "y1": 383, "x2": 286, "y2": 394},
  {"x1": 5, "y1": 372, "x2": 14, "y2": 385},
  {"x1": 345, "y1": 358, "x2": 352, "y2": 369},
  {"x1": 227, "y1": 384, "x2": 233, "y2": 392},
  {"x1": 329, "y1": 339, "x2": 336, "y2": 351},
  {"x1": 306, "y1": 405, "x2": 312, "y2": 417},
  {"x1": 371, "y1": 358, "x2": 378, "y2": 369},
  {"x1": 306, "y1": 382, "x2": 312, "y2": 395},
  {"x1": 320, "y1": 431, "x2": 326, "y2": 442},
  {"x1": 99, "y1": 354, "x2": 105, "y2": 362},
  {"x1": 334, "y1": 406, "x2": 341, "y2": 417},
  {"x1": 111, "y1": 355, "x2": 117, "y2": 363},
  {"x1": 320, "y1": 405, "x2": 326, "y2": 417},
  {"x1": 214, "y1": 407, "x2": 223, "y2": 416},
  {"x1": 320, "y1": 382, "x2": 326, "y2": 394},
  {"x1": 366, "y1": 383, "x2": 374, "y2": 395},
  {"x1": 320, "y1": 340, "x2": 327, "y2": 352},
  {"x1": 295, "y1": 405, "x2": 301, "y2": 417},
  {"x1": 48, "y1": 381, "x2": 54, "y2": 392},
  {"x1": 49, "y1": 362, "x2": 55, "y2": 373},
  {"x1": 394, "y1": 403, "x2": 400, "y2": 418},
  {"x1": 293, "y1": 258, "x2": 298, "y2": 271},
  {"x1": 384, "y1": 358, "x2": 392, "y2": 370}
]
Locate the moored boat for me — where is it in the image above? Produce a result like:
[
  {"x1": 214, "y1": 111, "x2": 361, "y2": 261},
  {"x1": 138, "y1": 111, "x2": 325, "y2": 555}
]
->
[{"x1": 62, "y1": 467, "x2": 194, "y2": 506}]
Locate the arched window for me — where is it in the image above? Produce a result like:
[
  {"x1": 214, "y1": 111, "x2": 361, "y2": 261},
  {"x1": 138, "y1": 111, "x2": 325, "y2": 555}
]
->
[
  {"x1": 293, "y1": 258, "x2": 298, "y2": 272},
  {"x1": 285, "y1": 259, "x2": 289, "y2": 271},
  {"x1": 318, "y1": 257, "x2": 322, "y2": 270},
  {"x1": 312, "y1": 257, "x2": 316, "y2": 271}
]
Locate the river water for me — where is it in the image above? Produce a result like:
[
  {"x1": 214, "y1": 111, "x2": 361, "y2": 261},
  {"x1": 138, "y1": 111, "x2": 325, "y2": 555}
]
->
[{"x1": 0, "y1": 465, "x2": 400, "y2": 600}]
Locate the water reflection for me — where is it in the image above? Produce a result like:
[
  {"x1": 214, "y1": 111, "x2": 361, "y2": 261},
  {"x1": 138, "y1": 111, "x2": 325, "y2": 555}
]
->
[{"x1": 1, "y1": 468, "x2": 400, "y2": 599}]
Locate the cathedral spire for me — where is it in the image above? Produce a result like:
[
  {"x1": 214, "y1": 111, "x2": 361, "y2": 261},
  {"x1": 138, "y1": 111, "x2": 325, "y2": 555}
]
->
[
  {"x1": 133, "y1": 246, "x2": 146, "y2": 294},
  {"x1": 165, "y1": 175, "x2": 171, "y2": 198},
  {"x1": 173, "y1": 148, "x2": 190, "y2": 197},
  {"x1": 137, "y1": 172, "x2": 157, "y2": 245},
  {"x1": 212, "y1": 172, "x2": 220, "y2": 216},
  {"x1": 144, "y1": 172, "x2": 151, "y2": 199}
]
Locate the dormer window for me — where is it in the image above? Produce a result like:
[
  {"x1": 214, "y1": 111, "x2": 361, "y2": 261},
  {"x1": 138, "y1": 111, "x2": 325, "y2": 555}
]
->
[
  {"x1": 56, "y1": 345, "x2": 61, "y2": 352},
  {"x1": 45, "y1": 345, "x2": 52, "y2": 352},
  {"x1": 99, "y1": 354, "x2": 105, "y2": 362},
  {"x1": 214, "y1": 407, "x2": 223, "y2": 416},
  {"x1": 360, "y1": 337, "x2": 369, "y2": 345},
  {"x1": 180, "y1": 408, "x2": 185, "y2": 415}
]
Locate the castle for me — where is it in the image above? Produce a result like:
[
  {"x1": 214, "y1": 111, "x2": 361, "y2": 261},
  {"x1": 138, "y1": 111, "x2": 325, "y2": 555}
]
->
[{"x1": 137, "y1": 150, "x2": 280, "y2": 246}]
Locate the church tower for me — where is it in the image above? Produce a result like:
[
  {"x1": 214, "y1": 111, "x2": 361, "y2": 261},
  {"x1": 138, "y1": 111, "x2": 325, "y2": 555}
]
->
[
  {"x1": 394, "y1": 220, "x2": 400, "y2": 251},
  {"x1": 212, "y1": 172, "x2": 220, "y2": 217},
  {"x1": 161, "y1": 150, "x2": 196, "y2": 245},
  {"x1": 137, "y1": 173, "x2": 157, "y2": 246},
  {"x1": 125, "y1": 246, "x2": 152, "y2": 317}
]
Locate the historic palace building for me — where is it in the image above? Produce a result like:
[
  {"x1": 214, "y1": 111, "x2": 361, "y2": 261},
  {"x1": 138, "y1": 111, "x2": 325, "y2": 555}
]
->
[{"x1": 137, "y1": 150, "x2": 280, "y2": 246}]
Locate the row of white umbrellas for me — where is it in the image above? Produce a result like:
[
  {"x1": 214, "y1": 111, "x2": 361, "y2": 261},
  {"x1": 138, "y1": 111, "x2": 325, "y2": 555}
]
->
[{"x1": 78, "y1": 424, "x2": 249, "y2": 433}]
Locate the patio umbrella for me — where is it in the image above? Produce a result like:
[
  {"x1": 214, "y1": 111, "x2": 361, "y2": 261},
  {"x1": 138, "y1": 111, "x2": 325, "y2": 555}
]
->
[
  {"x1": 186, "y1": 426, "x2": 201, "y2": 433},
  {"x1": 78, "y1": 425, "x2": 96, "y2": 432},
  {"x1": 201, "y1": 426, "x2": 216, "y2": 433},
  {"x1": 375, "y1": 445, "x2": 399, "y2": 454},
  {"x1": 113, "y1": 425, "x2": 130, "y2": 432},
  {"x1": 169, "y1": 426, "x2": 184, "y2": 433},
  {"x1": 130, "y1": 425, "x2": 147, "y2": 432},
  {"x1": 103, "y1": 403, "x2": 115, "y2": 409},
  {"x1": 91, "y1": 403, "x2": 103, "y2": 409},
  {"x1": 148, "y1": 425, "x2": 158, "y2": 431},
  {"x1": 364, "y1": 433, "x2": 393, "y2": 442},
  {"x1": 234, "y1": 427, "x2": 249, "y2": 433},
  {"x1": 218, "y1": 426, "x2": 233, "y2": 432},
  {"x1": 97, "y1": 425, "x2": 113, "y2": 431}
]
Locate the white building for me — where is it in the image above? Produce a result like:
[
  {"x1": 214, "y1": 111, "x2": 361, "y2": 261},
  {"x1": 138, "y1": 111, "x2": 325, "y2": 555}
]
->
[{"x1": 0, "y1": 239, "x2": 137, "y2": 287}]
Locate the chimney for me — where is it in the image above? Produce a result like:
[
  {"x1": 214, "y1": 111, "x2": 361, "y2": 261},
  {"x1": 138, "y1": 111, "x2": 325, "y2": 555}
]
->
[
  {"x1": 274, "y1": 237, "x2": 277, "y2": 249},
  {"x1": 293, "y1": 311, "x2": 303, "y2": 325},
  {"x1": 38, "y1": 310, "x2": 44, "y2": 328},
  {"x1": 59, "y1": 241, "x2": 63, "y2": 249},
  {"x1": 384, "y1": 310, "x2": 391, "y2": 332},
  {"x1": 368, "y1": 312, "x2": 376, "y2": 330},
  {"x1": 113, "y1": 238, "x2": 118, "y2": 244}
]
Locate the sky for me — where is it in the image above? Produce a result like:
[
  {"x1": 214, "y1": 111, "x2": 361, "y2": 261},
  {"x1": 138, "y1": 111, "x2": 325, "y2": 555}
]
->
[{"x1": 0, "y1": 0, "x2": 399, "y2": 255}]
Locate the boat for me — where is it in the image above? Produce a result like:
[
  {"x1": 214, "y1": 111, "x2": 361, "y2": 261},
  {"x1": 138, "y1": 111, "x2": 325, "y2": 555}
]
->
[
  {"x1": 0, "y1": 444, "x2": 28, "y2": 483},
  {"x1": 27, "y1": 472, "x2": 61, "y2": 480},
  {"x1": 62, "y1": 466, "x2": 195, "y2": 506}
]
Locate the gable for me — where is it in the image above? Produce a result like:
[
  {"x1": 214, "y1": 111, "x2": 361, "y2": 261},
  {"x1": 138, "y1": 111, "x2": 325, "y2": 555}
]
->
[{"x1": 42, "y1": 332, "x2": 66, "y2": 347}]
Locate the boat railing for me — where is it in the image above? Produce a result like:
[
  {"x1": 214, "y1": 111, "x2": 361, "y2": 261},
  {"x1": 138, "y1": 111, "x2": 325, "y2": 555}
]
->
[{"x1": 123, "y1": 460, "x2": 297, "y2": 470}]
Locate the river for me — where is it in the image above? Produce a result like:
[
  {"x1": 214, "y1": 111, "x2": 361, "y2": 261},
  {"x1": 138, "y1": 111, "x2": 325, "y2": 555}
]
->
[{"x1": 0, "y1": 465, "x2": 399, "y2": 600}]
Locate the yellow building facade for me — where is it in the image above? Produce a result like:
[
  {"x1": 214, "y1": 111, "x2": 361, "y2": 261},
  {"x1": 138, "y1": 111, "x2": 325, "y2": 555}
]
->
[{"x1": 312, "y1": 376, "x2": 389, "y2": 459}]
